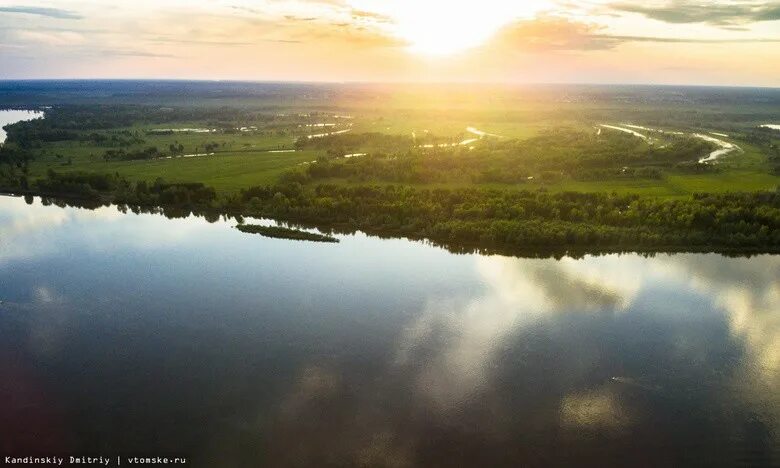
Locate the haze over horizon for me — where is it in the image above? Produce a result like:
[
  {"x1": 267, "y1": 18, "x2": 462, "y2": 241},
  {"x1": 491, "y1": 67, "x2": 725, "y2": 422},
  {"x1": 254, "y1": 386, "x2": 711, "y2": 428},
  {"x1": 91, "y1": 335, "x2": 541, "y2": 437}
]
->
[{"x1": 1, "y1": 0, "x2": 779, "y2": 87}]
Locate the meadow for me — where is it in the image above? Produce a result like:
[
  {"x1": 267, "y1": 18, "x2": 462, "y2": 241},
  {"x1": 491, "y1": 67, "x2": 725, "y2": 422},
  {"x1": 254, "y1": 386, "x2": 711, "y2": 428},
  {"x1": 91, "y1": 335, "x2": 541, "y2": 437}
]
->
[{"x1": 9, "y1": 87, "x2": 778, "y2": 197}]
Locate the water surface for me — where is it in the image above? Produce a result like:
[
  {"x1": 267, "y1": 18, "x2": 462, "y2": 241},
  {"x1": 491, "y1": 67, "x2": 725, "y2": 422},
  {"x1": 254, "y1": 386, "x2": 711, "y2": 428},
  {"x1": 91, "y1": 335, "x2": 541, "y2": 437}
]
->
[{"x1": 0, "y1": 196, "x2": 777, "y2": 466}]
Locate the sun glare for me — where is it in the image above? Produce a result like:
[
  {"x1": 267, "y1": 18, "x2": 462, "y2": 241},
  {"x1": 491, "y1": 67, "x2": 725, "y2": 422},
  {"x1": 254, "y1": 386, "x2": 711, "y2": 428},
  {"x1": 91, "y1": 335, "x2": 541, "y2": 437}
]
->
[{"x1": 350, "y1": 1, "x2": 549, "y2": 56}]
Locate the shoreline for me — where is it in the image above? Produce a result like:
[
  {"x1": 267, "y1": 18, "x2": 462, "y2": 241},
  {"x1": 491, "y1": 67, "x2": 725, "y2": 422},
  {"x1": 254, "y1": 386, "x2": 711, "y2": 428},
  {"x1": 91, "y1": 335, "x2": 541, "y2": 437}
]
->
[{"x1": 3, "y1": 189, "x2": 778, "y2": 259}]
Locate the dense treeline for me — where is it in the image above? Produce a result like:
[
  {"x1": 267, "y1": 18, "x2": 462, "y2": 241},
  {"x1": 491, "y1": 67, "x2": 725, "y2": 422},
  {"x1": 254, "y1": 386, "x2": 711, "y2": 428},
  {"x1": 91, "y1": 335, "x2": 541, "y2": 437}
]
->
[
  {"x1": 2, "y1": 105, "x2": 292, "y2": 155},
  {"x1": 5, "y1": 126, "x2": 79, "y2": 144},
  {"x1": 83, "y1": 131, "x2": 145, "y2": 147},
  {"x1": 2, "y1": 105, "x2": 306, "y2": 160},
  {"x1": 0, "y1": 145, "x2": 34, "y2": 188},
  {"x1": 31, "y1": 170, "x2": 216, "y2": 208},
  {"x1": 9, "y1": 105, "x2": 278, "y2": 131},
  {"x1": 6, "y1": 166, "x2": 780, "y2": 254},
  {"x1": 234, "y1": 184, "x2": 780, "y2": 251},
  {"x1": 98, "y1": 141, "x2": 219, "y2": 161},
  {"x1": 35, "y1": 170, "x2": 128, "y2": 197},
  {"x1": 740, "y1": 128, "x2": 780, "y2": 175},
  {"x1": 129, "y1": 180, "x2": 217, "y2": 206},
  {"x1": 102, "y1": 146, "x2": 164, "y2": 161}
]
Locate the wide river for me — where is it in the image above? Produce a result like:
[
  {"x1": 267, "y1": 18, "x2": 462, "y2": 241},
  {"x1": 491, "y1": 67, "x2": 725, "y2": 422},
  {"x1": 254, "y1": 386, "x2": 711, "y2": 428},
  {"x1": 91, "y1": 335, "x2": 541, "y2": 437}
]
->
[{"x1": 1, "y1": 195, "x2": 778, "y2": 466}]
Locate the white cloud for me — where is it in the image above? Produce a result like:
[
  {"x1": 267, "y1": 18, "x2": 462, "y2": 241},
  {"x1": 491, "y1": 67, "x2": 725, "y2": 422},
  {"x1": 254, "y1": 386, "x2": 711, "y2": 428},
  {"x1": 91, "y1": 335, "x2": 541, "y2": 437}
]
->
[{"x1": 14, "y1": 29, "x2": 86, "y2": 46}]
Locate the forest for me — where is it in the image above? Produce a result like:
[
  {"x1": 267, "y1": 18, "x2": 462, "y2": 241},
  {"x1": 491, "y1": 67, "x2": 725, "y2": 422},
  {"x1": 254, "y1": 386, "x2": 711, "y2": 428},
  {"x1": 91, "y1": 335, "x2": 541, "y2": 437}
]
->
[
  {"x1": 7, "y1": 168, "x2": 779, "y2": 255},
  {"x1": 233, "y1": 183, "x2": 780, "y2": 253}
]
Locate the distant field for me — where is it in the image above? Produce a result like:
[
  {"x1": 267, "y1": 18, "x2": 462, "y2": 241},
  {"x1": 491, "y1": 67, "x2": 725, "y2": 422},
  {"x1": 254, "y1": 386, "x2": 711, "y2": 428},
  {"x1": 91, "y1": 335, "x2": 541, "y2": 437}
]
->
[
  {"x1": 5, "y1": 82, "x2": 778, "y2": 199},
  {"x1": 546, "y1": 171, "x2": 780, "y2": 197},
  {"x1": 26, "y1": 128, "x2": 314, "y2": 194},
  {"x1": 316, "y1": 171, "x2": 780, "y2": 198},
  {"x1": 36, "y1": 130, "x2": 298, "y2": 163},
  {"x1": 347, "y1": 109, "x2": 590, "y2": 140},
  {"x1": 33, "y1": 150, "x2": 317, "y2": 194},
  {"x1": 25, "y1": 118, "x2": 780, "y2": 196}
]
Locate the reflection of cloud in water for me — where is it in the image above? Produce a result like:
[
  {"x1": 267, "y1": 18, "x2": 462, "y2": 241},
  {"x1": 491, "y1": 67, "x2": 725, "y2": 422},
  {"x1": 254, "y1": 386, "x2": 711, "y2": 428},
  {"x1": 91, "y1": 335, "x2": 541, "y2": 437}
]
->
[
  {"x1": 279, "y1": 365, "x2": 340, "y2": 418},
  {"x1": 236, "y1": 252, "x2": 779, "y2": 464},
  {"x1": 0, "y1": 196, "x2": 220, "y2": 266},
  {"x1": 559, "y1": 387, "x2": 631, "y2": 431},
  {"x1": 482, "y1": 253, "x2": 780, "y2": 387},
  {"x1": 720, "y1": 281, "x2": 779, "y2": 381},
  {"x1": 2, "y1": 284, "x2": 73, "y2": 359},
  {"x1": 0, "y1": 201, "x2": 70, "y2": 263},
  {"x1": 397, "y1": 256, "x2": 643, "y2": 409},
  {"x1": 266, "y1": 363, "x2": 414, "y2": 467},
  {"x1": 0, "y1": 196, "x2": 225, "y2": 359},
  {"x1": 657, "y1": 254, "x2": 780, "y2": 396},
  {"x1": 32, "y1": 286, "x2": 63, "y2": 304}
]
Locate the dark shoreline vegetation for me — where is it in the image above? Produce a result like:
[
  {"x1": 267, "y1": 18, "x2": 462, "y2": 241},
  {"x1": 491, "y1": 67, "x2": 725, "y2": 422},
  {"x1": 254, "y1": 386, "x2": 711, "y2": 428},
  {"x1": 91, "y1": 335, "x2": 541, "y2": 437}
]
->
[
  {"x1": 1, "y1": 83, "x2": 778, "y2": 258},
  {"x1": 236, "y1": 224, "x2": 338, "y2": 243},
  {"x1": 2, "y1": 170, "x2": 779, "y2": 258}
]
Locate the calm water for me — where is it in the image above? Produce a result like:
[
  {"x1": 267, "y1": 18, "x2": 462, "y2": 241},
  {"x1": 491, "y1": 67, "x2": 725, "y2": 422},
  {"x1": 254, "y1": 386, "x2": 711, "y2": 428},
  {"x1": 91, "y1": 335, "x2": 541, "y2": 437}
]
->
[
  {"x1": 0, "y1": 195, "x2": 778, "y2": 466},
  {"x1": 0, "y1": 109, "x2": 43, "y2": 144}
]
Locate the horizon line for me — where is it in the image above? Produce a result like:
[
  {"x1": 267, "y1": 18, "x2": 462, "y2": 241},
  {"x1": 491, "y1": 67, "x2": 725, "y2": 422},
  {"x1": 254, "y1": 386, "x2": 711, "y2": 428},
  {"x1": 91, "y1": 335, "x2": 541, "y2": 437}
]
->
[{"x1": 1, "y1": 78, "x2": 779, "y2": 90}]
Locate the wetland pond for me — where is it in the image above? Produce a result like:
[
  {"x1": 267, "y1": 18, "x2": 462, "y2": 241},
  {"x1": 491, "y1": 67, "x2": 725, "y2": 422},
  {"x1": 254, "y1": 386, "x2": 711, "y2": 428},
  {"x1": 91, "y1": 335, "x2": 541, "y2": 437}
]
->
[{"x1": 0, "y1": 195, "x2": 778, "y2": 466}]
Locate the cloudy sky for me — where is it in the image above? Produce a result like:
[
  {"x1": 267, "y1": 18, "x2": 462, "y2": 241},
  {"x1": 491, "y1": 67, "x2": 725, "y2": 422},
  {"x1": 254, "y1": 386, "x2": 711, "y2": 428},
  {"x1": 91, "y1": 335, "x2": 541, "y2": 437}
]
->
[{"x1": 0, "y1": 0, "x2": 778, "y2": 85}]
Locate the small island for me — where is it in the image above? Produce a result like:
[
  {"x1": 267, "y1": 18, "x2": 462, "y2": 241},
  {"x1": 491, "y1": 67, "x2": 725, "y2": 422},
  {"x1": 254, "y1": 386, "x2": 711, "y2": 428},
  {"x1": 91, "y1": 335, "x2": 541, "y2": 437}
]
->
[{"x1": 236, "y1": 224, "x2": 339, "y2": 243}]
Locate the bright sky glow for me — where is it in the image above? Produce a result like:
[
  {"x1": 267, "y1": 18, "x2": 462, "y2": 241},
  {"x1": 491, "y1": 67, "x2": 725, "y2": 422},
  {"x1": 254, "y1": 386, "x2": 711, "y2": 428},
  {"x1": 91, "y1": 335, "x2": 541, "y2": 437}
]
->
[
  {"x1": 349, "y1": 0, "x2": 551, "y2": 55},
  {"x1": 0, "y1": 0, "x2": 778, "y2": 86}
]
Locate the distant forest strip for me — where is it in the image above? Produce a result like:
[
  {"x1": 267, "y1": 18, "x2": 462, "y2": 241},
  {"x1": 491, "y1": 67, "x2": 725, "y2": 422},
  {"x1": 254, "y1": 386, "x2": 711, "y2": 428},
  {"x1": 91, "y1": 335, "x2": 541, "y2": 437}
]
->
[
  {"x1": 2, "y1": 169, "x2": 779, "y2": 256},
  {"x1": 234, "y1": 183, "x2": 780, "y2": 252}
]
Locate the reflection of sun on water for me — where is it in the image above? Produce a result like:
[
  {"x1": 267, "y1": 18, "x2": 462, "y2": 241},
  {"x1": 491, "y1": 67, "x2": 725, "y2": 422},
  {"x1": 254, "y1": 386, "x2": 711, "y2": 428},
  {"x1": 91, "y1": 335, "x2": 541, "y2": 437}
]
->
[{"x1": 349, "y1": 0, "x2": 548, "y2": 56}]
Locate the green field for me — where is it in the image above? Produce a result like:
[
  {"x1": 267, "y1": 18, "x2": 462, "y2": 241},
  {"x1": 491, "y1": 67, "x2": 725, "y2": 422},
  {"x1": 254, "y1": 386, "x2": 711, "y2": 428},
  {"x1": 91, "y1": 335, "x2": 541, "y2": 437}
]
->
[
  {"x1": 4, "y1": 84, "x2": 779, "y2": 199},
  {"x1": 24, "y1": 126, "x2": 780, "y2": 196},
  {"x1": 26, "y1": 127, "x2": 318, "y2": 194},
  {"x1": 41, "y1": 150, "x2": 317, "y2": 195},
  {"x1": 313, "y1": 170, "x2": 780, "y2": 198}
]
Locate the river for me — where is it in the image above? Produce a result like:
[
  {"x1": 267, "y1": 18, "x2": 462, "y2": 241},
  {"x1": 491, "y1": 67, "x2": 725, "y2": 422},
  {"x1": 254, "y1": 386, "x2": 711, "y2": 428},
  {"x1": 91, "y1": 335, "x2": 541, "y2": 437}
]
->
[{"x1": 0, "y1": 195, "x2": 777, "y2": 466}]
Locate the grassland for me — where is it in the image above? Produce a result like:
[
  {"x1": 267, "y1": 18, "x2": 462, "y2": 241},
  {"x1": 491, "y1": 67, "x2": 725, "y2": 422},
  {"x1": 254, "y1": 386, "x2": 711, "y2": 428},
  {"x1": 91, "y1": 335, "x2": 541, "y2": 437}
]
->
[
  {"x1": 25, "y1": 131, "x2": 780, "y2": 198},
  {"x1": 25, "y1": 124, "x2": 318, "y2": 194},
  {"x1": 3, "y1": 82, "x2": 779, "y2": 200},
  {"x1": 49, "y1": 150, "x2": 317, "y2": 195}
]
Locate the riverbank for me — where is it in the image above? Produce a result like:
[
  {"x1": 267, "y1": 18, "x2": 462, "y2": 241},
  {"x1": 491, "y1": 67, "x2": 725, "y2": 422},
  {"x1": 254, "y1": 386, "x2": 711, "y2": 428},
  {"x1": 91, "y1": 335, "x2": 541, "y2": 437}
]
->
[{"x1": 4, "y1": 172, "x2": 779, "y2": 258}]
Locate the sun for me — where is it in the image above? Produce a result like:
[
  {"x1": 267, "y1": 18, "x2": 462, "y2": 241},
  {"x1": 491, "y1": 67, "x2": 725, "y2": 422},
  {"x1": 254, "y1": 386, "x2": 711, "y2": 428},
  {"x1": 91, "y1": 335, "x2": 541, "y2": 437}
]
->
[
  {"x1": 349, "y1": 1, "x2": 548, "y2": 56},
  {"x1": 393, "y1": 2, "x2": 519, "y2": 56}
]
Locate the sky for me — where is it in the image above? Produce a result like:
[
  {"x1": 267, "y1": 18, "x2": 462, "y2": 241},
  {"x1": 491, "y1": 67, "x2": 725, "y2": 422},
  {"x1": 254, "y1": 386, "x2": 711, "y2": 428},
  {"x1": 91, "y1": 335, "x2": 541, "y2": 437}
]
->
[{"x1": 0, "y1": 0, "x2": 779, "y2": 86}]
